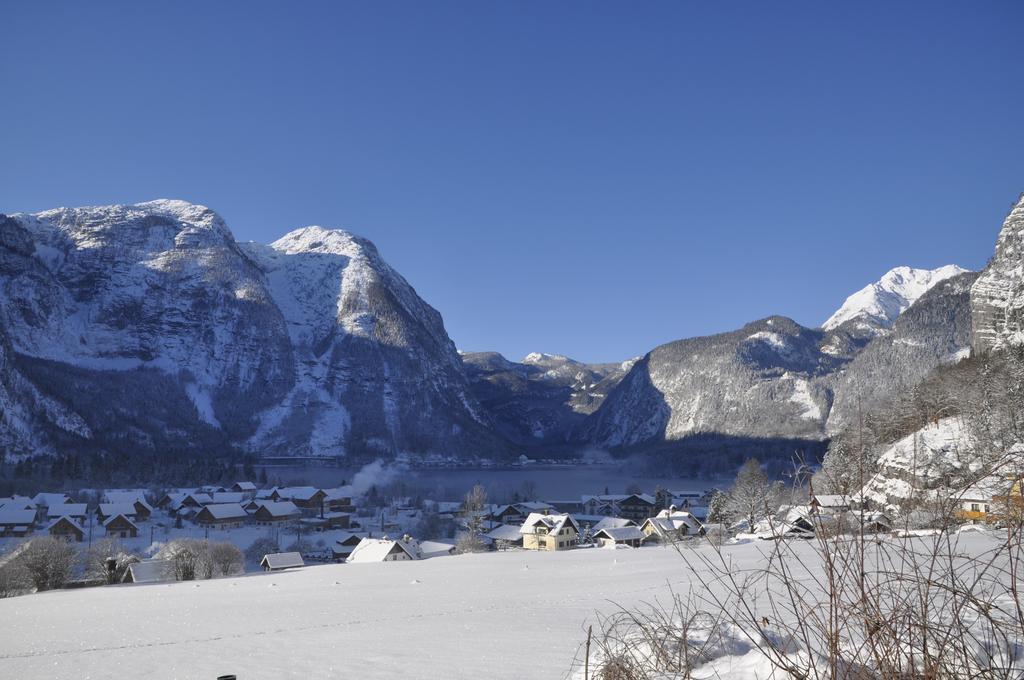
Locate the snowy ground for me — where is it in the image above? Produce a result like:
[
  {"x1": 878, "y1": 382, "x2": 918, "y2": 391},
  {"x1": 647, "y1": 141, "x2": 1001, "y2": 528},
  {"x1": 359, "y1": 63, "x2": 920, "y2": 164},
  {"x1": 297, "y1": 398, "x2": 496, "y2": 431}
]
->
[{"x1": 0, "y1": 532, "x2": 1007, "y2": 680}]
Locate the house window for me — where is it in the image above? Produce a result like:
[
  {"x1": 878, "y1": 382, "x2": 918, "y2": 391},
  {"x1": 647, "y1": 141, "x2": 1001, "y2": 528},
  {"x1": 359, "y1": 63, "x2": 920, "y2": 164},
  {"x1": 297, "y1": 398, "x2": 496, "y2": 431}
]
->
[{"x1": 971, "y1": 503, "x2": 980, "y2": 512}]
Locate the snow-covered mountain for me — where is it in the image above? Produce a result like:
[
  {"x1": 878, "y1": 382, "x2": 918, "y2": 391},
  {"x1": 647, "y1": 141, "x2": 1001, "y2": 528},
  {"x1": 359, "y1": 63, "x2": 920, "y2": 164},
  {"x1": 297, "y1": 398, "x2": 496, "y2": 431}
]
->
[
  {"x1": 0, "y1": 200, "x2": 502, "y2": 460},
  {"x1": 460, "y1": 351, "x2": 633, "y2": 445},
  {"x1": 972, "y1": 194, "x2": 1024, "y2": 353},
  {"x1": 823, "y1": 265, "x2": 968, "y2": 333}
]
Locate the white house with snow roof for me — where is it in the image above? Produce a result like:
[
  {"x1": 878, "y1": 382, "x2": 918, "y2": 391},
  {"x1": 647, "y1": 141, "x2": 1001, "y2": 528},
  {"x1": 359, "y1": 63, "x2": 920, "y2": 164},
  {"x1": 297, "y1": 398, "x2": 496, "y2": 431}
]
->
[
  {"x1": 520, "y1": 513, "x2": 580, "y2": 551},
  {"x1": 346, "y1": 537, "x2": 420, "y2": 563}
]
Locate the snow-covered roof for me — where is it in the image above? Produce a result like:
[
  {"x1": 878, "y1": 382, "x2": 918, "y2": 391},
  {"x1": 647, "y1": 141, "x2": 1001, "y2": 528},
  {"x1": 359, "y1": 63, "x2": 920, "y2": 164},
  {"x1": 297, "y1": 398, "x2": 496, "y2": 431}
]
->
[
  {"x1": 418, "y1": 540, "x2": 456, "y2": 558},
  {"x1": 812, "y1": 494, "x2": 853, "y2": 508},
  {"x1": 211, "y1": 492, "x2": 245, "y2": 504},
  {"x1": 275, "y1": 487, "x2": 323, "y2": 501},
  {"x1": 256, "y1": 501, "x2": 300, "y2": 518},
  {"x1": 519, "y1": 513, "x2": 580, "y2": 535},
  {"x1": 47, "y1": 503, "x2": 87, "y2": 518},
  {"x1": 103, "y1": 490, "x2": 148, "y2": 504},
  {"x1": 0, "y1": 496, "x2": 35, "y2": 510},
  {"x1": 99, "y1": 502, "x2": 138, "y2": 517},
  {"x1": 581, "y1": 493, "x2": 656, "y2": 506},
  {"x1": 184, "y1": 493, "x2": 215, "y2": 505},
  {"x1": 346, "y1": 537, "x2": 420, "y2": 563},
  {"x1": 0, "y1": 507, "x2": 37, "y2": 525},
  {"x1": 198, "y1": 503, "x2": 248, "y2": 520},
  {"x1": 335, "y1": 531, "x2": 364, "y2": 546},
  {"x1": 591, "y1": 517, "x2": 636, "y2": 532},
  {"x1": 32, "y1": 493, "x2": 71, "y2": 507},
  {"x1": 486, "y1": 524, "x2": 525, "y2": 542},
  {"x1": 44, "y1": 516, "x2": 84, "y2": 533},
  {"x1": 232, "y1": 481, "x2": 257, "y2": 491},
  {"x1": 594, "y1": 526, "x2": 645, "y2": 542},
  {"x1": 124, "y1": 560, "x2": 173, "y2": 584},
  {"x1": 261, "y1": 552, "x2": 305, "y2": 570}
]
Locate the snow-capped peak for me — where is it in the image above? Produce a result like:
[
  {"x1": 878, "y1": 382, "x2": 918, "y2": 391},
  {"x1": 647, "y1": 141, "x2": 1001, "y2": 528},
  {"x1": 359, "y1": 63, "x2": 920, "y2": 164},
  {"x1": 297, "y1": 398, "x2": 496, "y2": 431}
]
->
[
  {"x1": 823, "y1": 265, "x2": 969, "y2": 331},
  {"x1": 269, "y1": 225, "x2": 372, "y2": 258},
  {"x1": 522, "y1": 352, "x2": 574, "y2": 366}
]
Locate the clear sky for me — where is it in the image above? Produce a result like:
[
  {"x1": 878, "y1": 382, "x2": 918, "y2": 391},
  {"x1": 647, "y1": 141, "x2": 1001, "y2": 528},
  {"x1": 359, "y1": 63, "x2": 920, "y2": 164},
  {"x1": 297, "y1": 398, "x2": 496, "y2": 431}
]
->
[{"x1": 2, "y1": 2, "x2": 1022, "y2": 363}]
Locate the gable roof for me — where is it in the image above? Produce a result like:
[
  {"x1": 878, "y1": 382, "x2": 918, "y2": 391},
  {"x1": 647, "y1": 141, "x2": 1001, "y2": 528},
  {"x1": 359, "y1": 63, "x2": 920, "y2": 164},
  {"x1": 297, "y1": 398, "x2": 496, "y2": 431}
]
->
[
  {"x1": 47, "y1": 503, "x2": 88, "y2": 518},
  {"x1": 591, "y1": 517, "x2": 636, "y2": 532},
  {"x1": 99, "y1": 502, "x2": 138, "y2": 517},
  {"x1": 232, "y1": 481, "x2": 257, "y2": 491},
  {"x1": 811, "y1": 494, "x2": 853, "y2": 508},
  {"x1": 102, "y1": 513, "x2": 138, "y2": 529},
  {"x1": 0, "y1": 507, "x2": 37, "y2": 526},
  {"x1": 197, "y1": 503, "x2": 248, "y2": 521},
  {"x1": 255, "y1": 501, "x2": 300, "y2": 518},
  {"x1": 520, "y1": 513, "x2": 581, "y2": 535},
  {"x1": 346, "y1": 537, "x2": 420, "y2": 563},
  {"x1": 260, "y1": 552, "x2": 305, "y2": 570},
  {"x1": 594, "y1": 526, "x2": 645, "y2": 542},
  {"x1": 418, "y1": 540, "x2": 456, "y2": 558},
  {"x1": 45, "y1": 516, "x2": 84, "y2": 534},
  {"x1": 103, "y1": 490, "x2": 148, "y2": 504},
  {"x1": 486, "y1": 524, "x2": 525, "y2": 542},
  {"x1": 125, "y1": 560, "x2": 173, "y2": 584},
  {"x1": 274, "y1": 486, "x2": 324, "y2": 501},
  {"x1": 211, "y1": 492, "x2": 245, "y2": 504},
  {"x1": 32, "y1": 492, "x2": 71, "y2": 507},
  {"x1": 335, "y1": 531, "x2": 364, "y2": 547}
]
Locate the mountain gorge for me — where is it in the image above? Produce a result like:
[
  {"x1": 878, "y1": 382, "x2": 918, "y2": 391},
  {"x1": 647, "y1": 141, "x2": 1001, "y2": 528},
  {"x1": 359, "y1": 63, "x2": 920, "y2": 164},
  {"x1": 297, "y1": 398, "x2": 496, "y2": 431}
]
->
[{"x1": 0, "y1": 195, "x2": 1019, "y2": 473}]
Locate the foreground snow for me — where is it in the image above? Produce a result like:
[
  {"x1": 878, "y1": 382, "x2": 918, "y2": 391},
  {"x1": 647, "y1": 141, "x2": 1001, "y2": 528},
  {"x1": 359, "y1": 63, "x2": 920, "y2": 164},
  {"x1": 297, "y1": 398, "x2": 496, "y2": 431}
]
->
[{"x1": 0, "y1": 532, "x2": 1006, "y2": 679}]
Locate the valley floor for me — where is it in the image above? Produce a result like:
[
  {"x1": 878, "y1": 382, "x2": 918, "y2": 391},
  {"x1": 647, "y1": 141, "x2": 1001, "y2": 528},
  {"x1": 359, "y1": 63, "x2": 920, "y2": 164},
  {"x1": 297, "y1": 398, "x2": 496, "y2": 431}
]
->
[{"x1": 0, "y1": 532, "x2": 1007, "y2": 680}]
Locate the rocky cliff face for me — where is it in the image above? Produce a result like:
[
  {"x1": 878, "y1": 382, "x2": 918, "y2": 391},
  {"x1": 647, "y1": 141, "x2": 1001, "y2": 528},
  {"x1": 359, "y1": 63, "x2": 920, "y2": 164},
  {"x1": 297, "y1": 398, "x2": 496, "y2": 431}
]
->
[
  {"x1": 0, "y1": 201, "x2": 501, "y2": 460},
  {"x1": 971, "y1": 194, "x2": 1024, "y2": 354}
]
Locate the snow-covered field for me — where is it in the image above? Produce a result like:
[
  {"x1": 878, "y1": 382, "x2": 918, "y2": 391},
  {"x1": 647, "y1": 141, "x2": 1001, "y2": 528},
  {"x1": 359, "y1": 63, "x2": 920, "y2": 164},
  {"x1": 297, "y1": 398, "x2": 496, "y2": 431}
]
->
[{"x1": 0, "y1": 532, "x2": 1007, "y2": 680}]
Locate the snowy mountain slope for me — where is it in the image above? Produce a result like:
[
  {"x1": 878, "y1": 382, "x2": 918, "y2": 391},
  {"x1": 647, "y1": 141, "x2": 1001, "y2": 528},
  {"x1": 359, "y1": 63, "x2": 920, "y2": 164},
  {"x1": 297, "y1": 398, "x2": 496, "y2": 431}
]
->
[
  {"x1": 0, "y1": 201, "x2": 501, "y2": 460},
  {"x1": 972, "y1": 193, "x2": 1024, "y2": 353},
  {"x1": 579, "y1": 317, "x2": 840, "y2": 448},
  {"x1": 823, "y1": 265, "x2": 968, "y2": 333},
  {"x1": 826, "y1": 271, "x2": 978, "y2": 434}
]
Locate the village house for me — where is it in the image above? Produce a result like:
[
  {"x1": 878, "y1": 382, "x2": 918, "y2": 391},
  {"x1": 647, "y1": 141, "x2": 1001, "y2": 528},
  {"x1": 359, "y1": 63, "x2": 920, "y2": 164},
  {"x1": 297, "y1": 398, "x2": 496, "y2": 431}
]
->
[
  {"x1": 253, "y1": 501, "x2": 301, "y2": 526},
  {"x1": 260, "y1": 552, "x2": 305, "y2": 572},
  {"x1": 123, "y1": 560, "x2": 174, "y2": 584},
  {"x1": 46, "y1": 503, "x2": 88, "y2": 523},
  {"x1": 332, "y1": 532, "x2": 364, "y2": 562},
  {"x1": 593, "y1": 525, "x2": 645, "y2": 548},
  {"x1": 346, "y1": 536, "x2": 420, "y2": 563},
  {"x1": 489, "y1": 501, "x2": 554, "y2": 525},
  {"x1": 103, "y1": 513, "x2": 139, "y2": 539},
  {"x1": 31, "y1": 492, "x2": 72, "y2": 509},
  {"x1": 520, "y1": 513, "x2": 581, "y2": 551},
  {"x1": 97, "y1": 502, "x2": 142, "y2": 523},
  {"x1": 582, "y1": 494, "x2": 658, "y2": 522},
  {"x1": 0, "y1": 505, "x2": 37, "y2": 537},
  {"x1": 809, "y1": 494, "x2": 858, "y2": 515},
  {"x1": 46, "y1": 516, "x2": 85, "y2": 542},
  {"x1": 194, "y1": 503, "x2": 249, "y2": 529},
  {"x1": 271, "y1": 487, "x2": 328, "y2": 515},
  {"x1": 640, "y1": 508, "x2": 703, "y2": 542},
  {"x1": 103, "y1": 489, "x2": 149, "y2": 505},
  {"x1": 211, "y1": 491, "x2": 246, "y2": 505},
  {"x1": 231, "y1": 481, "x2": 258, "y2": 494},
  {"x1": 323, "y1": 490, "x2": 354, "y2": 513},
  {"x1": 418, "y1": 540, "x2": 456, "y2": 559}
]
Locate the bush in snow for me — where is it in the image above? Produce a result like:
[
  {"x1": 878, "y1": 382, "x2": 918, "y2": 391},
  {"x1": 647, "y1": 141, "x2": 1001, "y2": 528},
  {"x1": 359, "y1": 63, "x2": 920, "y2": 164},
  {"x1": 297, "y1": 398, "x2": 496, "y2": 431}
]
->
[
  {"x1": 18, "y1": 537, "x2": 76, "y2": 592},
  {"x1": 0, "y1": 560, "x2": 30, "y2": 598}
]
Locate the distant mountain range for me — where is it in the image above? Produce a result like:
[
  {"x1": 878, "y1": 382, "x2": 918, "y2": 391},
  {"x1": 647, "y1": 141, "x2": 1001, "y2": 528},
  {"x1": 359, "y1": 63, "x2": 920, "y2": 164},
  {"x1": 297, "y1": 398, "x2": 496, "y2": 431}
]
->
[{"x1": 1, "y1": 194, "x2": 1020, "y2": 467}]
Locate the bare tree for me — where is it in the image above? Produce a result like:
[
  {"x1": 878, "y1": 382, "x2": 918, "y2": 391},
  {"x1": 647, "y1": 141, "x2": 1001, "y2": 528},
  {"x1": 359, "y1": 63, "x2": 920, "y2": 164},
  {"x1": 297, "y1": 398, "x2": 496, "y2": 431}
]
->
[
  {"x1": 457, "y1": 484, "x2": 489, "y2": 554},
  {"x1": 724, "y1": 458, "x2": 782, "y2": 530},
  {"x1": 208, "y1": 541, "x2": 243, "y2": 576},
  {"x1": 245, "y1": 536, "x2": 280, "y2": 565}
]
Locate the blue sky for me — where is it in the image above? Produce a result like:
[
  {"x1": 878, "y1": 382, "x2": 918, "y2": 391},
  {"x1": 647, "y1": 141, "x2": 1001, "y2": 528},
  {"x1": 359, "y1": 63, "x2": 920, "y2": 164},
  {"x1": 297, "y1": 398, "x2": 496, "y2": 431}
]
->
[{"x1": 2, "y1": 2, "x2": 1021, "y2": 363}]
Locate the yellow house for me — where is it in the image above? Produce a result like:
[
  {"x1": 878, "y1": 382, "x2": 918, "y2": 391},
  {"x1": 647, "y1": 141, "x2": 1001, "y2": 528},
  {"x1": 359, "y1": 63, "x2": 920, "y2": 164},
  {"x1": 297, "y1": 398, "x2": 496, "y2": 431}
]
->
[
  {"x1": 520, "y1": 513, "x2": 580, "y2": 551},
  {"x1": 957, "y1": 476, "x2": 1023, "y2": 524}
]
